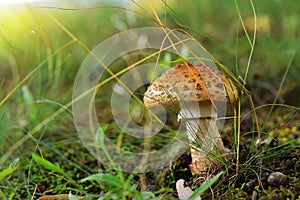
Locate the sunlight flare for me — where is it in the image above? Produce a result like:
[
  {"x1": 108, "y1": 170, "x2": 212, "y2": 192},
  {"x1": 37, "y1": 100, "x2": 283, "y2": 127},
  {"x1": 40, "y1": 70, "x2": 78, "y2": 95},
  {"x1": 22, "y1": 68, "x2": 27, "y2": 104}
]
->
[{"x1": 0, "y1": 0, "x2": 40, "y2": 5}]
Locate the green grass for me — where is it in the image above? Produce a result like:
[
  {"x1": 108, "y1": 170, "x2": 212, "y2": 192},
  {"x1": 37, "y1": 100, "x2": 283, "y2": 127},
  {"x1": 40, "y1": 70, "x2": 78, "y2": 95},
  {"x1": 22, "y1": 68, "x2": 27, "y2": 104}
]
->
[{"x1": 0, "y1": 0, "x2": 300, "y2": 199}]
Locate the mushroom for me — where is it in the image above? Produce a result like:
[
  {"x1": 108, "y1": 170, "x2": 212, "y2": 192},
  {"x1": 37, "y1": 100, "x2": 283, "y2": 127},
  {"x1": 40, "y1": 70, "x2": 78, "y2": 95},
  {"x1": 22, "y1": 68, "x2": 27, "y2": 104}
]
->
[{"x1": 144, "y1": 63, "x2": 237, "y2": 175}]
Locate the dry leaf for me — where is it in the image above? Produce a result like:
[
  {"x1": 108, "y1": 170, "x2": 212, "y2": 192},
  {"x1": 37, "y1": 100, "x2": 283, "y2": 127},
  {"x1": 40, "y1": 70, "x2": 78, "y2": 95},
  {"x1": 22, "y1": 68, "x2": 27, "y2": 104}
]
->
[{"x1": 176, "y1": 179, "x2": 201, "y2": 200}]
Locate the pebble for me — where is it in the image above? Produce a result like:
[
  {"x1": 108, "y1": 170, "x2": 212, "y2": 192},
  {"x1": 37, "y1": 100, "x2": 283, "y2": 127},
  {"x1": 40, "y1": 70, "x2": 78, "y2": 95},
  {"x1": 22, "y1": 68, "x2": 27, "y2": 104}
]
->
[{"x1": 267, "y1": 172, "x2": 287, "y2": 187}]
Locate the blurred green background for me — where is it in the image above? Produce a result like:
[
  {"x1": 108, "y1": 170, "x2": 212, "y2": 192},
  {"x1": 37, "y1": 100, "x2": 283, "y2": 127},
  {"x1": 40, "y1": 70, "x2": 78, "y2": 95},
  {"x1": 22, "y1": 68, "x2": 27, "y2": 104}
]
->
[
  {"x1": 1, "y1": 0, "x2": 299, "y2": 106},
  {"x1": 1, "y1": 0, "x2": 299, "y2": 166}
]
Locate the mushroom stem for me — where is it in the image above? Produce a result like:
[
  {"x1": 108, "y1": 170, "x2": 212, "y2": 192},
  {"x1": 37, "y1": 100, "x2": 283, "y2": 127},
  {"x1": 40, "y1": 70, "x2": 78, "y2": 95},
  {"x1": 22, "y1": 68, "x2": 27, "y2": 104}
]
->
[
  {"x1": 187, "y1": 118, "x2": 225, "y2": 175},
  {"x1": 179, "y1": 102, "x2": 225, "y2": 175}
]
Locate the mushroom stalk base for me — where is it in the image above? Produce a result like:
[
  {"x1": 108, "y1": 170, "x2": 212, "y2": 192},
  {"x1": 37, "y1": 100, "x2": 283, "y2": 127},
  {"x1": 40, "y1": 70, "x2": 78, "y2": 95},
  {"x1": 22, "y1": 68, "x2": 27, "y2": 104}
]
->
[{"x1": 185, "y1": 117, "x2": 225, "y2": 176}]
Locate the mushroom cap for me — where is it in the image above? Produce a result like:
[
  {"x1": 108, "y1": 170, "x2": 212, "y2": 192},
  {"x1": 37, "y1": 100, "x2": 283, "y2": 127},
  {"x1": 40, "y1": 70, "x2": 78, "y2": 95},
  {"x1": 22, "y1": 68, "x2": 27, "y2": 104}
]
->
[{"x1": 144, "y1": 63, "x2": 238, "y2": 108}]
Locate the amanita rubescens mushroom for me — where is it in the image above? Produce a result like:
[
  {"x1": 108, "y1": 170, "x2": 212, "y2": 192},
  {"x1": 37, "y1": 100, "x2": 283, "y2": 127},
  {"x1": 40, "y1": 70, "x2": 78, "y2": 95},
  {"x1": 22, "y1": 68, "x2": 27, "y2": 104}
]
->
[{"x1": 144, "y1": 63, "x2": 237, "y2": 175}]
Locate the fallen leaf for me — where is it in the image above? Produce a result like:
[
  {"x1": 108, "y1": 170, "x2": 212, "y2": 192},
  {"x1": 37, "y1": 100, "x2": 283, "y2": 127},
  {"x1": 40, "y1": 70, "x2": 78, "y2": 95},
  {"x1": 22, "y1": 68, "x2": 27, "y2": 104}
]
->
[{"x1": 176, "y1": 179, "x2": 201, "y2": 200}]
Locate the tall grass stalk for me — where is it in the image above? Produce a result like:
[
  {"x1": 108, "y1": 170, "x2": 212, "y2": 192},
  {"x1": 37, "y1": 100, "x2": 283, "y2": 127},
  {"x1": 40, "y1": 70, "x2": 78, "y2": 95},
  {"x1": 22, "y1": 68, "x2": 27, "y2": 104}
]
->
[{"x1": 261, "y1": 42, "x2": 299, "y2": 131}]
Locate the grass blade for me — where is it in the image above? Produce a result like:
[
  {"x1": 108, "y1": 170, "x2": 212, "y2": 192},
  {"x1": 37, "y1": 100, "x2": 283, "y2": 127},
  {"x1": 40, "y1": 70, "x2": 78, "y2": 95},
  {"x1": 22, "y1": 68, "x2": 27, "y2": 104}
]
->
[
  {"x1": 81, "y1": 173, "x2": 122, "y2": 188},
  {"x1": 32, "y1": 153, "x2": 64, "y2": 174},
  {"x1": 0, "y1": 168, "x2": 14, "y2": 181},
  {"x1": 22, "y1": 85, "x2": 38, "y2": 124},
  {"x1": 31, "y1": 153, "x2": 77, "y2": 185}
]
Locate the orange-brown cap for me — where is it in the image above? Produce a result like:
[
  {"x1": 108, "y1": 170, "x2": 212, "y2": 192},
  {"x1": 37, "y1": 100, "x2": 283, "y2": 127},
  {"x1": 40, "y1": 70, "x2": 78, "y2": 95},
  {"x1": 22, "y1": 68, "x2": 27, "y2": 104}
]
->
[{"x1": 144, "y1": 63, "x2": 238, "y2": 108}]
